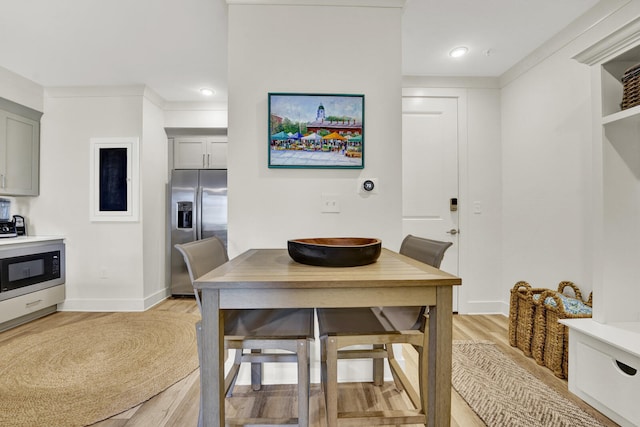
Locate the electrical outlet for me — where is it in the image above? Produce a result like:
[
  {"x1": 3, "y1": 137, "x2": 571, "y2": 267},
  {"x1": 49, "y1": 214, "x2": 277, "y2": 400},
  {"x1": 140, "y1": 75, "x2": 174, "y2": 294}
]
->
[{"x1": 321, "y1": 194, "x2": 340, "y2": 213}]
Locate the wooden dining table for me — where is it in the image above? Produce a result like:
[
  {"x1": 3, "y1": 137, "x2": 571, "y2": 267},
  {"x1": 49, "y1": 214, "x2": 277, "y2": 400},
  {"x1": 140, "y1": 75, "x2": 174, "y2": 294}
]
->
[{"x1": 194, "y1": 247, "x2": 461, "y2": 427}]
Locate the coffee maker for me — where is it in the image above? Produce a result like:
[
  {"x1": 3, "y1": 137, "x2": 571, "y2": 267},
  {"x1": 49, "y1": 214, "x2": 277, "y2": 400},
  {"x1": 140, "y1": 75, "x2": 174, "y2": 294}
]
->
[
  {"x1": 0, "y1": 198, "x2": 17, "y2": 238},
  {"x1": 13, "y1": 215, "x2": 26, "y2": 236}
]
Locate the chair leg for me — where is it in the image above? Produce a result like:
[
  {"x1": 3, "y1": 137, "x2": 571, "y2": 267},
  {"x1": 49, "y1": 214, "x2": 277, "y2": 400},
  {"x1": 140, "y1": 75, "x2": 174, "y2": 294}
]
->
[
  {"x1": 325, "y1": 337, "x2": 339, "y2": 427},
  {"x1": 296, "y1": 339, "x2": 310, "y2": 427},
  {"x1": 373, "y1": 344, "x2": 384, "y2": 386},
  {"x1": 251, "y1": 349, "x2": 263, "y2": 391},
  {"x1": 385, "y1": 344, "x2": 405, "y2": 392},
  {"x1": 419, "y1": 330, "x2": 430, "y2": 419},
  {"x1": 196, "y1": 323, "x2": 204, "y2": 427},
  {"x1": 225, "y1": 349, "x2": 243, "y2": 398},
  {"x1": 320, "y1": 336, "x2": 329, "y2": 411}
]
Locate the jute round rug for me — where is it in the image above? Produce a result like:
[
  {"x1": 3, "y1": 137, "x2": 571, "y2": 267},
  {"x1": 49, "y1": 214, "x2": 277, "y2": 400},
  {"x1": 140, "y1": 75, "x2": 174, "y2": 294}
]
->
[{"x1": 0, "y1": 311, "x2": 200, "y2": 427}]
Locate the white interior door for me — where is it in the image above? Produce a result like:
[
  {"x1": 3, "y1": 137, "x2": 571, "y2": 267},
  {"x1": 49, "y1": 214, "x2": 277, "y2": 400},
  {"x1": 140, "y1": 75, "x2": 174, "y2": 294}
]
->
[{"x1": 402, "y1": 96, "x2": 459, "y2": 310}]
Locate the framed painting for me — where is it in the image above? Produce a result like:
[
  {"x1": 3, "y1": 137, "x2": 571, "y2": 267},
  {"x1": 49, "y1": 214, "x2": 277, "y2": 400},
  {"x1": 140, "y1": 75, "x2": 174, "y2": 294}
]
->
[{"x1": 268, "y1": 93, "x2": 364, "y2": 169}]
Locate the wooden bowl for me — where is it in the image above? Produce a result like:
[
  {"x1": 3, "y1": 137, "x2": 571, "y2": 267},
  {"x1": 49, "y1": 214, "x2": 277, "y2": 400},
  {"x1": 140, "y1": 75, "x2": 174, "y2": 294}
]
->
[{"x1": 287, "y1": 237, "x2": 381, "y2": 267}]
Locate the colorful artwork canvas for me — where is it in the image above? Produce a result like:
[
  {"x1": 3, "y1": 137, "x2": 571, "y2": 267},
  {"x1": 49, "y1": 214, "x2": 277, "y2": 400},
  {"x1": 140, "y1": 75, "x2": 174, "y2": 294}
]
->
[{"x1": 268, "y1": 93, "x2": 364, "y2": 169}]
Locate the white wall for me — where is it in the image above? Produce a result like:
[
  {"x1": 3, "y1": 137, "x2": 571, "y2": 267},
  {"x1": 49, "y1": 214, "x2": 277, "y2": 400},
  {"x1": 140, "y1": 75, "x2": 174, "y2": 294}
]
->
[
  {"x1": 226, "y1": 1, "x2": 405, "y2": 257},
  {"x1": 501, "y1": 55, "x2": 592, "y2": 298},
  {"x1": 226, "y1": 0, "x2": 403, "y2": 385},
  {"x1": 500, "y1": 1, "x2": 640, "y2": 305},
  {"x1": 464, "y1": 88, "x2": 503, "y2": 313},
  {"x1": 0, "y1": 65, "x2": 43, "y2": 112},
  {"x1": 142, "y1": 90, "x2": 171, "y2": 306},
  {"x1": 164, "y1": 101, "x2": 228, "y2": 128},
  {"x1": 0, "y1": 75, "x2": 176, "y2": 311},
  {"x1": 23, "y1": 86, "x2": 169, "y2": 311}
]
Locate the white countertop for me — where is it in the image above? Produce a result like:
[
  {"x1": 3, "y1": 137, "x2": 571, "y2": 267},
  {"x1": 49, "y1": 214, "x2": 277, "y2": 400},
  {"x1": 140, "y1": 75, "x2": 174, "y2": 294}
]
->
[
  {"x1": 561, "y1": 318, "x2": 640, "y2": 358},
  {"x1": 0, "y1": 235, "x2": 65, "y2": 246}
]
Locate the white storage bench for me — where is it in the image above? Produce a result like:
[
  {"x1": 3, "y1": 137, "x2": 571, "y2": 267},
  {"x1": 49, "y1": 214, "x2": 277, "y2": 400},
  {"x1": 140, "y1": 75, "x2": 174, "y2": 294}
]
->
[{"x1": 562, "y1": 319, "x2": 640, "y2": 427}]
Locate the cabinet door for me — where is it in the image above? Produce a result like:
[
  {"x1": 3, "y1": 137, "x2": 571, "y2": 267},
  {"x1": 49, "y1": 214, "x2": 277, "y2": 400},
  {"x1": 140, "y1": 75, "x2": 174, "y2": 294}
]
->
[
  {"x1": 173, "y1": 136, "x2": 228, "y2": 169},
  {"x1": 205, "y1": 138, "x2": 228, "y2": 169},
  {"x1": 173, "y1": 137, "x2": 207, "y2": 169},
  {"x1": 0, "y1": 111, "x2": 39, "y2": 196}
]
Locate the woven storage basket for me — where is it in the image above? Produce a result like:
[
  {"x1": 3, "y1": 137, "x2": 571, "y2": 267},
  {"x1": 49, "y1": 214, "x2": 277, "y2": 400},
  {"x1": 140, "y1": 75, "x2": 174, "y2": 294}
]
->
[
  {"x1": 533, "y1": 287, "x2": 593, "y2": 378},
  {"x1": 531, "y1": 281, "x2": 583, "y2": 366},
  {"x1": 508, "y1": 281, "x2": 551, "y2": 357},
  {"x1": 622, "y1": 63, "x2": 640, "y2": 110},
  {"x1": 531, "y1": 281, "x2": 582, "y2": 365}
]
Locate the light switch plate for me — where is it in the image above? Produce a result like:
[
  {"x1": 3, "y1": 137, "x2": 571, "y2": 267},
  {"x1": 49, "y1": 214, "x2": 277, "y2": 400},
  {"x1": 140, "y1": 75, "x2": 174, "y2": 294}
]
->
[{"x1": 321, "y1": 194, "x2": 341, "y2": 213}]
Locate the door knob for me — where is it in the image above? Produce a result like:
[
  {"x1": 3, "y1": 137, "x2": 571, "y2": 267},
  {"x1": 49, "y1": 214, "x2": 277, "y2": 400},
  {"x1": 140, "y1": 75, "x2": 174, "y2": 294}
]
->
[{"x1": 446, "y1": 229, "x2": 459, "y2": 235}]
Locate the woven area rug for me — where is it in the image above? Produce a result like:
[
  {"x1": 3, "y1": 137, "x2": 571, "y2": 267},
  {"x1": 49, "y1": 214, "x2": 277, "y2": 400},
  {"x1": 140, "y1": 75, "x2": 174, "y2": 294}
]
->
[
  {"x1": 0, "y1": 311, "x2": 200, "y2": 427},
  {"x1": 452, "y1": 340, "x2": 604, "y2": 427}
]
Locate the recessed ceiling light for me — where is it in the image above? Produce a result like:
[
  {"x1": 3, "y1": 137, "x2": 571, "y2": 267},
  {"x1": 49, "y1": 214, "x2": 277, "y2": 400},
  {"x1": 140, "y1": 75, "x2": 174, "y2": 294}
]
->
[
  {"x1": 200, "y1": 88, "x2": 215, "y2": 96},
  {"x1": 449, "y1": 46, "x2": 468, "y2": 58}
]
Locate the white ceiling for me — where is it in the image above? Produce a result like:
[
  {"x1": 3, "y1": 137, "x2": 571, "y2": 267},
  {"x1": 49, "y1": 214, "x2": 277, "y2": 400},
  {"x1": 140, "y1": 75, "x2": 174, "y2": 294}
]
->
[{"x1": 0, "y1": 0, "x2": 600, "y2": 103}]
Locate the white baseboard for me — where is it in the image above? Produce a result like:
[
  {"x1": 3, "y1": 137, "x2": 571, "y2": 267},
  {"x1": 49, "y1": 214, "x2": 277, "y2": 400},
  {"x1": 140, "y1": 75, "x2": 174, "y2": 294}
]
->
[
  {"x1": 59, "y1": 298, "x2": 147, "y2": 312},
  {"x1": 458, "y1": 300, "x2": 509, "y2": 316},
  {"x1": 144, "y1": 288, "x2": 172, "y2": 309},
  {"x1": 58, "y1": 288, "x2": 171, "y2": 312}
]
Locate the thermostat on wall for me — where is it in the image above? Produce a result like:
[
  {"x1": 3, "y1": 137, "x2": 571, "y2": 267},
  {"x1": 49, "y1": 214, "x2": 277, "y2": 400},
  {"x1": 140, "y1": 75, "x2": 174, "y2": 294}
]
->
[{"x1": 358, "y1": 178, "x2": 378, "y2": 195}]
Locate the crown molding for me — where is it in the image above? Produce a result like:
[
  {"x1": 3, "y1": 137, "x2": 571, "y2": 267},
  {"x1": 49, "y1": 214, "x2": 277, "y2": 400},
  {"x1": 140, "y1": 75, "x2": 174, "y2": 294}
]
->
[
  {"x1": 500, "y1": 0, "x2": 631, "y2": 87},
  {"x1": 44, "y1": 85, "x2": 146, "y2": 98},
  {"x1": 403, "y1": 75, "x2": 500, "y2": 90},
  {"x1": 227, "y1": 0, "x2": 405, "y2": 7},
  {"x1": 573, "y1": 15, "x2": 640, "y2": 65}
]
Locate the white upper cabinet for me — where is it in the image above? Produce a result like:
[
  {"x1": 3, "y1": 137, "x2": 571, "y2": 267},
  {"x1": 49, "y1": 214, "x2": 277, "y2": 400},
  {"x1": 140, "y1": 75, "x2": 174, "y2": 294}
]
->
[
  {"x1": 173, "y1": 136, "x2": 227, "y2": 169},
  {"x1": 0, "y1": 98, "x2": 41, "y2": 196}
]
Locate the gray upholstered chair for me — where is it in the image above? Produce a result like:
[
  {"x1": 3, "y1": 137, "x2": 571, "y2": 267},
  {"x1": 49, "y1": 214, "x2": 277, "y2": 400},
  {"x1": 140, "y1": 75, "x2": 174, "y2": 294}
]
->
[
  {"x1": 175, "y1": 237, "x2": 314, "y2": 427},
  {"x1": 316, "y1": 234, "x2": 453, "y2": 426}
]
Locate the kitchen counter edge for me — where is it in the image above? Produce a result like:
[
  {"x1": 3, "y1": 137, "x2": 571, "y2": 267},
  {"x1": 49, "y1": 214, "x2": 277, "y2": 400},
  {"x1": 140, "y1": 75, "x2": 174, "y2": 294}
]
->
[{"x1": 0, "y1": 236, "x2": 65, "y2": 246}]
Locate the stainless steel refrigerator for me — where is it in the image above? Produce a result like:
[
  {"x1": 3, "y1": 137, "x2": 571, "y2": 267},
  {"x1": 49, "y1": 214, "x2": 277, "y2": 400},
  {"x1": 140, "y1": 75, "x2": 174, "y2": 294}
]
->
[{"x1": 169, "y1": 169, "x2": 227, "y2": 296}]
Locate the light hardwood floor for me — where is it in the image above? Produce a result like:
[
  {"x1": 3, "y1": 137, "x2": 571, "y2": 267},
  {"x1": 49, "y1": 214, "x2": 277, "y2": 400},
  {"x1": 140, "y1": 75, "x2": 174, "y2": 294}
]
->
[{"x1": 1, "y1": 298, "x2": 618, "y2": 426}]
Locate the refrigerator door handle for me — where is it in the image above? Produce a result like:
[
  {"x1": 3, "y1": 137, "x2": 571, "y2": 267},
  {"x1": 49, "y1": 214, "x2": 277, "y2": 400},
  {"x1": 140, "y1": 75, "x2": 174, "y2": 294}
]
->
[{"x1": 196, "y1": 185, "x2": 203, "y2": 240}]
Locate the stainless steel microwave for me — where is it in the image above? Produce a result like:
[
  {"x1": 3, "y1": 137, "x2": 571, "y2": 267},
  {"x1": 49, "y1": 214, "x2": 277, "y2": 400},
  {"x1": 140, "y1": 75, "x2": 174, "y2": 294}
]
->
[{"x1": 0, "y1": 242, "x2": 65, "y2": 300}]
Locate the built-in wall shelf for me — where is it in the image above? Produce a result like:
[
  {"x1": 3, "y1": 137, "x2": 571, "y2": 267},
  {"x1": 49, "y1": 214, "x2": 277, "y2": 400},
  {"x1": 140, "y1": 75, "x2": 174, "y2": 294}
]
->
[
  {"x1": 569, "y1": 13, "x2": 640, "y2": 427},
  {"x1": 602, "y1": 104, "x2": 640, "y2": 126},
  {"x1": 573, "y1": 15, "x2": 640, "y2": 325}
]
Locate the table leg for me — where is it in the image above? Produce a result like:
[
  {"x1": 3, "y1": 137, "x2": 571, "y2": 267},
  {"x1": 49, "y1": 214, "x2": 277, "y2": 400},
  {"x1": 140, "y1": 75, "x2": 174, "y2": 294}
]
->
[
  {"x1": 428, "y1": 286, "x2": 453, "y2": 427},
  {"x1": 201, "y1": 289, "x2": 225, "y2": 427}
]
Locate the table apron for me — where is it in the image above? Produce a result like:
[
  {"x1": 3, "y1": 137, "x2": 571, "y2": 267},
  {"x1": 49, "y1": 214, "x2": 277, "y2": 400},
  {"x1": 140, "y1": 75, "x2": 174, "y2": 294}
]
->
[{"x1": 215, "y1": 287, "x2": 439, "y2": 309}]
